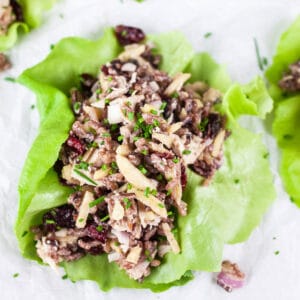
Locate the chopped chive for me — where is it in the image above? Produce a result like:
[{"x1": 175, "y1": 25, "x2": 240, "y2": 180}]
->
[
  {"x1": 88, "y1": 141, "x2": 98, "y2": 148},
  {"x1": 166, "y1": 190, "x2": 172, "y2": 196},
  {"x1": 263, "y1": 152, "x2": 269, "y2": 159},
  {"x1": 13, "y1": 273, "x2": 19, "y2": 278},
  {"x1": 4, "y1": 76, "x2": 16, "y2": 82},
  {"x1": 173, "y1": 157, "x2": 179, "y2": 163},
  {"x1": 198, "y1": 117, "x2": 209, "y2": 131},
  {"x1": 73, "y1": 169, "x2": 97, "y2": 186},
  {"x1": 141, "y1": 149, "x2": 148, "y2": 155},
  {"x1": 118, "y1": 135, "x2": 124, "y2": 142},
  {"x1": 89, "y1": 196, "x2": 105, "y2": 208},
  {"x1": 160, "y1": 101, "x2": 167, "y2": 111},
  {"x1": 204, "y1": 32, "x2": 212, "y2": 38},
  {"x1": 127, "y1": 183, "x2": 133, "y2": 190},
  {"x1": 78, "y1": 218, "x2": 84, "y2": 223},
  {"x1": 102, "y1": 132, "x2": 111, "y2": 137},
  {"x1": 111, "y1": 124, "x2": 118, "y2": 131},
  {"x1": 156, "y1": 174, "x2": 163, "y2": 181},
  {"x1": 153, "y1": 119, "x2": 160, "y2": 127},
  {"x1": 96, "y1": 88, "x2": 102, "y2": 94},
  {"x1": 151, "y1": 189, "x2": 157, "y2": 196},
  {"x1": 158, "y1": 203, "x2": 165, "y2": 208},
  {"x1": 182, "y1": 149, "x2": 191, "y2": 155},
  {"x1": 103, "y1": 118, "x2": 109, "y2": 125},
  {"x1": 100, "y1": 215, "x2": 110, "y2": 222},
  {"x1": 171, "y1": 92, "x2": 179, "y2": 99},
  {"x1": 127, "y1": 111, "x2": 135, "y2": 121},
  {"x1": 144, "y1": 187, "x2": 150, "y2": 197},
  {"x1": 133, "y1": 136, "x2": 140, "y2": 142},
  {"x1": 111, "y1": 162, "x2": 118, "y2": 170},
  {"x1": 21, "y1": 231, "x2": 28, "y2": 237},
  {"x1": 123, "y1": 197, "x2": 132, "y2": 209},
  {"x1": 253, "y1": 37, "x2": 266, "y2": 71},
  {"x1": 62, "y1": 274, "x2": 68, "y2": 280},
  {"x1": 30, "y1": 104, "x2": 35, "y2": 110},
  {"x1": 45, "y1": 219, "x2": 55, "y2": 224},
  {"x1": 274, "y1": 250, "x2": 280, "y2": 255},
  {"x1": 75, "y1": 161, "x2": 89, "y2": 170},
  {"x1": 167, "y1": 211, "x2": 173, "y2": 216},
  {"x1": 150, "y1": 109, "x2": 158, "y2": 115},
  {"x1": 138, "y1": 165, "x2": 147, "y2": 175},
  {"x1": 105, "y1": 99, "x2": 110, "y2": 105},
  {"x1": 96, "y1": 225, "x2": 103, "y2": 232},
  {"x1": 88, "y1": 127, "x2": 97, "y2": 135},
  {"x1": 101, "y1": 164, "x2": 108, "y2": 171},
  {"x1": 100, "y1": 141, "x2": 105, "y2": 145},
  {"x1": 107, "y1": 76, "x2": 113, "y2": 82},
  {"x1": 234, "y1": 179, "x2": 240, "y2": 184}
]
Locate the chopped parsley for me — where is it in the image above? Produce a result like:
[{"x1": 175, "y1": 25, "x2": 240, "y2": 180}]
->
[
  {"x1": 101, "y1": 164, "x2": 108, "y2": 171},
  {"x1": 105, "y1": 99, "x2": 110, "y2": 105},
  {"x1": 133, "y1": 136, "x2": 140, "y2": 142},
  {"x1": 89, "y1": 196, "x2": 105, "y2": 208},
  {"x1": 96, "y1": 88, "x2": 102, "y2": 94},
  {"x1": 153, "y1": 119, "x2": 160, "y2": 127},
  {"x1": 166, "y1": 189, "x2": 172, "y2": 196},
  {"x1": 182, "y1": 149, "x2": 191, "y2": 155}
]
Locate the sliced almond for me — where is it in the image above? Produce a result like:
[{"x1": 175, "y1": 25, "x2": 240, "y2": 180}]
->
[
  {"x1": 161, "y1": 223, "x2": 180, "y2": 254},
  {"x1": 126, "y1": 245, "x2": 142, "y2": 264},
  {"x1": 116, "y1": 154, "x2": 157, "y2": 190},
  {"x1": 164, "y1": 73, "x2": 191, "y2": 96},
  {"x1": 61, "y1": 164, "x2": 79, "y2": 184},
  {"x1": 93, "y1": 168, "x2": 110, "y2": 180},
  {"x1": 131, "y1": 188, "x2": 167, "y2": 218},
  {"x1": 76, "y1": 191, "x2": 94, "y2": 228}
]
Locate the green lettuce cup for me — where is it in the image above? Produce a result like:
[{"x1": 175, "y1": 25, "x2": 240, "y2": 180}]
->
[
  {"x1": 266, "y1": 16, "x2": 300, "y2": 206},
  {"x1": 0, "y1": 0, "x2": 56, "y2": 51},
  {"x1": 16, "y1": 28, "x2": 276, "y2": 291}
]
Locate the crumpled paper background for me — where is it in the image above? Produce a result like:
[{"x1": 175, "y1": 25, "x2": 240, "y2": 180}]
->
[{"x1": 1, "y1": 0, "x2": 300, "y2": 299}]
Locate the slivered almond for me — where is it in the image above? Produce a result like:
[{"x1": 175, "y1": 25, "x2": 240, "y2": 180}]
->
[
  {"x1": 116, "y1": 144, "x2": 131, "y2": 156},
  {"x1": 131, "y1": 188, "x2": 167, "y2": 218},
  {"x1": 116, "y1": 154, "x2": 157, "y2": 190},
  {"x1": 126, "y1": 246, "x2": 142, "y2": 264},
  {"x1": 111, "y1": 200, "x2": 125, "y2": 221},
  {"x1": 118, "y1": 44, "x2": 146, "y2": 61},
  {"x1": 164, "y1": 73, "x2": 191, "y2": 96},
  {"x1": 203, "y1": 88, "x2": 222, "y2": 103},
  {"x1": 83, "y1": 105, "x2": 101, "y2": 121},
  {"x1": 82, "y1": 148, "x2": 95, "y2": 162},
  {"x1": 168, "y1": 122, "x2": 182, "y2": 134},
  {"x1": 62, "y1": 164, "x2": 78, "y2": 184},
  {"x1": 212, "y1": 129, "x2": 226, "y2": 157},
  {"x1": 76, "y1": 191, "x2": 94, "y2": 228},
  {"x1": 94, "y1": 168, "x2": 110, "y2": 180},
  {"x1": 152, "y1": 132, "x2": 174, "y2": 149},
  {"x1": 161, "y1": 223, "x2": 180, "y2": 254}
]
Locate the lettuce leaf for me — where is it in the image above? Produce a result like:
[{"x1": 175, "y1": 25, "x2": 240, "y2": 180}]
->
[
  {"x1": 0, "y1": 0, "x2": 56, "y2": 51},
  {"x1": 266, "y1": 16, "x2": 300, "y2": 207},
  {"x1": 16, "y1": 28, "x2": 275, "y2": 291}
]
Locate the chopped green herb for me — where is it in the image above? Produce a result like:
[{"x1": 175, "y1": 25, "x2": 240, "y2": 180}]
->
[
  {"x1": 127, "y1": 111, "x2": 135, "y2": 121},
  {"x1": 30, "y1": 104, "x2": 35, "y2": 110},
  {"x1": 107, "y1": 76, "x2": 113, "y2": 82},
  {"x1": 153, "y1": 119, "x2": 160, "y2": 127},
  {"x1": 253, "y1": 37, "x2": 267, "y2": 71},
  {"x1": 114, "y1": 241, "x2": 120, "y2": 246},
  {"x1": 89, "y1": 196, "x2": 105, "y2": 208},
  {"x1": 150, "y1": 109, "x2": 158, "y2": 115},
  {"x1": 4, "y1": 76, "x2": 16, "y2": 83},
  {"x1": 116, "y1": 135, "x2": 123, "y2": 143},
  {"x1": 263, "y1": 152, "x2": 269, "y2": 159},
  {"x1": 283, "y1": 134, "x2": 293, "y2": 140},
  {"x1": 151, "y1": 189, "x2": 157, "y2": 196},
  {"x1": 111, "y1": 161, "x2": 118, "y2": 170},
  {"x1": 166, "y1": 189, "x2": 172, "y2": 196},
  {"x1": 274, "y1": 250, "x2": 280, "y2": 255},
  {"x1": 13, "y1": 273, "x2": 19, "y2": 278},
  {"x1": 156, "y1": 174, "x2": 163, "y2": 181},
  {"x1": 75, "y1": 161, "x2": 89, "y2": 170},
  {"x1": 62, "y1": 274, "x2": 68, "y2": 280},
  {"x1": 160, "y1": 101, "x2": 167, "y2": 111},
  {"x1": 167, "y1": 211, "x2": 173, "y2": 216},
  {"x1": 158, "y1": 203, "x2": 165, "y2": 208},
  {"x1": 88, "y1": 127, "x2": 97, "y2": 135},
  {"x1": 198, "y1": 117, "x2": 209, "y2": 131},
  {"x1": 171, "y1": 92, "x2": 179, "y2": 99},
  {"x1": 141, "y1": 149, "x2": 148, "y2": 155},
  {"x1": 121, "y1": 30, "x2": 127, "y2": 37},
  {"x1": 171, "y1": 228, "x2": 178, "y2": 235},
  {"x1": 100, "y1": 141, "x2": 105, "y2": 145},
  {"x1": 138, "y1": 165, "x2": 148, "y2": 175},
  {"x1": 144, "y1": 249, "x2": 152, "y2": 261},
  {"x1": 144, "y1": 187, "x2": 151, "y2": 197},
  {"x1": 96, "y1": 225, "x2": 103, "y2": 232},
  {"x1": 103, "y1": 118, "x2": 109, "y2": 125},
  {"x1": 78, "y1": 218, "x2": 84, "y2": 223},
  {"x1": 45, "y1": 219, "x2": 55, "y2": 224},
  {"x1": 173, "y1": 157, "x2": 179, "y2": 163},
  {"x1": 73, "y1": 169, "x2": 97, "y2": 186},
  {"x1": 21, "y1": 231, "x2": 28, "y2": 237},
  {"x1": 88, "y1": 141, "x2": 98, "y2": 148},
  {"x1": 126, "y1": 184, "x2": 133, "y2": 191},
  {"x1": 100, "y1": 215, "x2": 110, "y2": 222},
  {"x1": 96, "y1": 88, "x2": 102, "y2": 94},
  {"x1": 101, "y1": 164, "x2": 108, "y2": 171},
  {"x1": 107, "y1": 88, "x2": 113, "y2": 93},
  {"x1": 126, "y1": 101, "x2": 132, "y2": 107},
  {"x1": 234, "y1": 179, "x2": 240, "y2": 184},
  {"x1": 204, "y1": 32, "x2": 212, "y2": 38},
  {"x1": 123, "y1": 198, "x2": 132, "y2": 209},
  {"x1": 105, "y1": 99, "x2": 110, "y2": 105},
  {"x1": 102, "y1": 132, "x2": 111, "y2": 137},
  {"x1": 50, "y1": 44, "x2": 55, "y2": 50},
  {"x1": 133, "y1": 136, "x2": 140, "y2": 142},
  {"x1": 182, "y1": 149, "x2": 191, "y2": 155}
]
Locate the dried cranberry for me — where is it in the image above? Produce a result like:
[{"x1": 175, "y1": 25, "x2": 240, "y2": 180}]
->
[
  {"x1": 86, "y1": 246, "x2": 103, "y2": 255},
  {"x1": 115, "y1": 25, "x2": 145, "y2": 46},
  {"x1": 66, "y1": 135, "x2": 85, "y2": 155},
  {"x1": 204, "y1": 113, "x2": 224, "y2": 139},
  {"x1": 42, "y1": 205, "x2": 76, "y2": 232},
  {"x1": 86, "y1": 225, "x2": 107, "y2": 243},
  {"x1": 101, "y1": 65, "x2": 109, "y2": 75},
  {"x1": 10, "y1": 0, "x2": 24, "y2": 21},
  {"x1": 181, "y1": 164, "x2": 187, "y2": 189},
  {"x1": 192, "y1": 160, "x2": 213, "y2": 178}
]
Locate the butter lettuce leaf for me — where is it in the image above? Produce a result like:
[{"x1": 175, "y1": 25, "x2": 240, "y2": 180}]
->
[
  {"x1": 266, "y1": 16, "x2": 300, "y2": 207},
  {"x1": 0, "y1": 0, "x2": 56, "y2": 51},
  {"x1": 16, "y1": 28, "x2": 275, "y2": 291}
]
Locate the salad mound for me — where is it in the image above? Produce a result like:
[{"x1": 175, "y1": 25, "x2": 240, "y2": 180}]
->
[
  {"x1": 32, "y1": 29, "x2": 228, "y2": 281},
  {"x1": 16, "y1": 26, "x2": 275, "y2": 291}
]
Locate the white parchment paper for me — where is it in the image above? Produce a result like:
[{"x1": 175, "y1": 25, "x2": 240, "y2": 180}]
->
[{"x1": 1, "y1": 0, "x2": 300, "y2": 299}]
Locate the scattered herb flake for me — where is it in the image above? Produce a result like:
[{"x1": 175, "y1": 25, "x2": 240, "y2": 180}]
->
[
  {"x1": 76, "y1": 161, "x2": 89, "y2": 170},
  {"x1": 234, "y1": 179, "x2": 240, "y2": 184},
  {"x1": 4, "y1": 76, "x2": 16, "y2": 82},
  {"x1": 96, "y1": 225, "x2": 103, "y2": 232},
  {"x1": 73, "y1": 169, "x2": 97, "y2": 186},
  {"x1": 100, "y1": 215, "x2": 110, "y2": 222},
  {"x1": 118, "y1": 135, "x2": 124, "y2": 142},
  {"x1": 160, "y1": 101, "x2": 167, "y2": 111},
  {"x1": 274, "y1": 250, "x2": 280, "y2": 255},
  {"x1": 45, "y1": 219, "x2": 55, "y2": 224},
  {"x1": 253, "y1": 37, "x2": 267, "y2": 71},
  {"x1": 123, "y1": 197, "x2": 132, "y2": 209},
  {"x1": 144, "y1": 187, "x2": 150, "y2": 197},
  {"x1": 158, "y1": 203, "x2": 165, "y2": 208},
  {"x1": 198, "y1": 117, "x2": 209, "y2": 131},
  {"x1": 141, "y1": 149, "x2": 148, "y2": 155},
  {"x1": 62, "y1": 274, "x2": 68, "y2": 280},
  {"x1": 21, "y1": 231, "x2": 28, "y2": 237},
  {"x1": 89, "y1": 196, "x2": 105, "y2": 208},
  {"x1": 13, "y1": 273, "x2": 19, "y2": 278},
  {"x1": 182, "y1": 149, "x2": 191, "y2": 155},
  {"x1": 150, "y1": 109, "x2": 158, "y2": 115},
  {"x1": 138, "y1": 165, "x2": 148, "y2": 175},
  {"x1": 127, "y1": 183, "x2": 133, "y2": 190},
  {"x1": 204, "y1": 32, "x2": 212, "y2": 38},
  {"x1": 127, "y1": 111, "x2": 135, "y2": 121},
  {"x1": 102, "y1": 132, "x2": 111, "y2": 138},
  {"x1": 173, "y1": 157, "x2": 179, "y2": 163}
]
